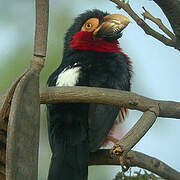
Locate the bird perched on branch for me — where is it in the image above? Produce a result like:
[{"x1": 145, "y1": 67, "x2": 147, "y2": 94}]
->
[{"x1": 46, "y1": 9, "x2": 132, "y2": 180}]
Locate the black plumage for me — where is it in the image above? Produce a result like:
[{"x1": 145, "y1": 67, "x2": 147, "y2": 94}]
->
[{"x1": 46, "y1": 9, "x2": 131, "y2": 180}]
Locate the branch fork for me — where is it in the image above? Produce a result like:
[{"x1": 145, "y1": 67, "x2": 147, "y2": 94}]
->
[
  {"x1": 110, "y1": 0, "x2": 178, "y2": 49},
  {"x1": 142, "y1": 6, "x2": 175, "y2": 40},
  {"x1": 110, "y1": 109, "x2": 158, "y2": 170}
]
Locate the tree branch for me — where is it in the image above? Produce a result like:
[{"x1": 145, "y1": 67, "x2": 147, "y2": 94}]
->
[
  {"x1": 111, "y1": 110, "x2": 157, "y2": 159},
  {"x1": 0, "y1": 70, "x2": 29, "y2": 179},
  {"x1": 5, "y1": 0, "x2": 49, "y2": 180},
  {"x1": 33, "y1": 0, "x2": 49, "y2": 57},
  {"x1": 89, "y1": 149, "x2": 180, "y2": 180},
  {"x1": 1, "y1": 85, "x2": 180, "y2": 179},
  {"x1": 0, "y1": 70, "x2": 29, "y2": 122},
  {"x1": 40, "y1": 86, "x2": 180, "y2": 119},
  {"x1": 153, "y1": 0, "x2": 180, "y2": 50},
  {"x1": 142, "y1": 7, "x2": 175, "y2": 40},
  {"x1": 39, "y1": 86, "x2": 180, "y2": 169},
  {"x1": 31, "y1": 0, "x2": 49, "y2": 72},
  {"x1": 109, "y1": 0, "x2": 178, "y2": 49}
]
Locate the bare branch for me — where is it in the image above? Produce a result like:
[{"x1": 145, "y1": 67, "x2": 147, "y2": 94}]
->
[
  {"x1": 5, "y1": 0, "x2": 49, "y2": 179},
  {"x1": 142, "y1": 7, "x2": 175, "y2": 40},
  {"x1": 1, "y1": 84, "x2": 179, "y2": 179},
  {"x1": 1, "y1": 85, "x2": 179, "y2": 179},
  {"x1": 6, "y1": 70, "x2": 41, "y2": 180},
  {"x1": 110, "y1": 0, "x2": 177, "y2": 48},
  {"x1": 31, "y1": 0, "x2": 49, "y2": 72},
  {"x1": 40, "y1": 86, "x2": 180, "y2": 119},
  {"x1": 89, "y1": 149, "x2": 180, "y2": 180},
  {"x1": 33, "y1": 0, "x2": 49, "y2": 58},
  {"x1": 111, "y1": 111, "x2": 157, "y2": 158},
  {"x1": 39, "y1": 86, "x2": 180, "y2": 168},
  {"x1": 0, "y1": 70, "x2": 29, "y2": 121},
  {"x1": 0, "y1": 71, "x2": 29, "y2": 179},
  {"x1": 153, "y1": 0, "x2": 180, "y2": 49}
]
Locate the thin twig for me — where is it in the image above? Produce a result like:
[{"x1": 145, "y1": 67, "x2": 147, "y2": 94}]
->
[
  {"x1": 153, "y1": 0, "x2": 180, "y2": 50},
  {"x1": 142, "y1": 6, "x2": 175, "y2": 40},
  {"x1": 89, "y1": 149, "x2": 180, "y2": 180},
  {"x1": 110, "y1": 0, "x2": 176, "y2": 48}
]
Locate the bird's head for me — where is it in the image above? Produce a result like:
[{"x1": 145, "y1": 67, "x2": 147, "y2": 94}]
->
[{"x1": 63, "y1": 9, "x2": 130, "y2": 55}]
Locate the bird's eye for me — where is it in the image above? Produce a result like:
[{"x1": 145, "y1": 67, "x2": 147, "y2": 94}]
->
[
  {"x1": 81, "y1": 18, "x2": 99, "y2": 32},
  {"x1": 86, "y1": 23, "x2": 92, "y2": 29}
]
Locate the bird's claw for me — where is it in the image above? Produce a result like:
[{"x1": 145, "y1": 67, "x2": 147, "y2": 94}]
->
[
  {"x1": 111, "y1": 144, "x2": 130, "y2": 172},
  {"x1": 120, "y1": 156, "x2": 129, "y2": 172},
  {"x1": 111, "y1": 144, "x2": 123, "y2": 156}
]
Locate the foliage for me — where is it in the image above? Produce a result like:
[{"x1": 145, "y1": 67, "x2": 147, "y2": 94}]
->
[{"x1": 113, "y1": 169, "x2": 164, "y2": 180}]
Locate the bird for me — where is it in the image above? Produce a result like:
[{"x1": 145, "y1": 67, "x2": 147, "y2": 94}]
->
[{"x1": 46, "y1": 9, "x2": 132, "y2": 180}]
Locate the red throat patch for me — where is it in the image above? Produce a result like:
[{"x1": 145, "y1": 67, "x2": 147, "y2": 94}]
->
[{"x1": 70, "y1": 31, "x2": 123, "y2": 53}]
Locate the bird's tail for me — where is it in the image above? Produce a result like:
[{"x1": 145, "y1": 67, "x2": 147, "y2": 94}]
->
[{"x1": 48, "y1": 138, "x2": 88, "y2": 180}]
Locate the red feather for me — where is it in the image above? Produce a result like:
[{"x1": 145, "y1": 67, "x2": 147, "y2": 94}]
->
[
  {"x1": 72, "y1": 32, "x2": 121, "y2": 53},
  {"x1": 102, "y1": 108, "x2": 128, "y2": 147}
]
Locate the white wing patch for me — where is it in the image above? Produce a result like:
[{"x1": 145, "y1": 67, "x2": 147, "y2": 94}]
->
[{"x1": 56, "y1": 66, "x2": 81, "y2": 87}]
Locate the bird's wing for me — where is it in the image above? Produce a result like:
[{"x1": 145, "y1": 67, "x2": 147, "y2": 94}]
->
[
  {"x1": 87, "y1": 71, "x2": 124, "y2": 152},
  {"x1": 87, "y1": 54, "x2": 131, "y2": 152},
  {"x1": 88, "y1": 103, "x2": 120, "y2": 152}
]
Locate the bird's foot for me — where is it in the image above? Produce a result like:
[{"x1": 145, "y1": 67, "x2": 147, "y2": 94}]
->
[
  {"x1": 111, "y1": 143, "x2": 123, "y2": 156},
  {"x1": 111, "y1": 144, "x2": 129, "y2": 172}
]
